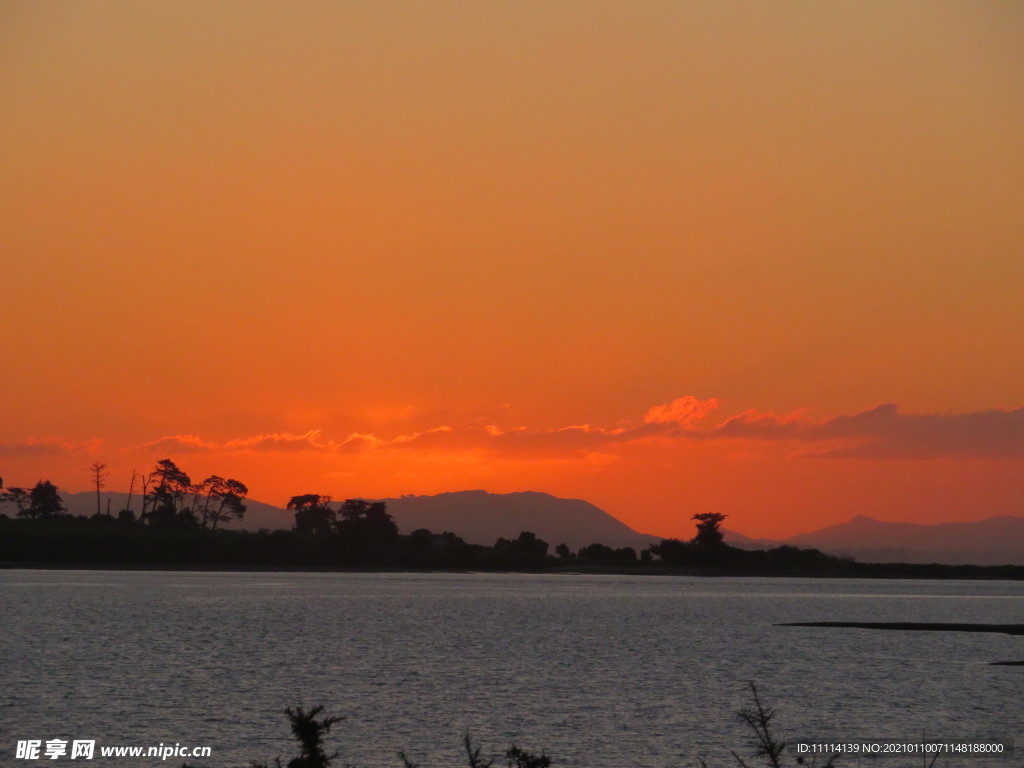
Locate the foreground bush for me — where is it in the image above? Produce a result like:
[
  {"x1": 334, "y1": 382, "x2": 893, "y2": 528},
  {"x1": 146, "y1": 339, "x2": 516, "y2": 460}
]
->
[{"x1": 183, "y1": 684, "x2": 834, "y2": 768}]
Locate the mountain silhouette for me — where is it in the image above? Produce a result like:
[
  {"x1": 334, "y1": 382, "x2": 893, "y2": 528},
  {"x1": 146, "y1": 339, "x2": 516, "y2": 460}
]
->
[
  {"x1": 55, "y1": 489, "x2": 659, "y2": 550},
  {"x1": 53, "y1": 491, "x2": 1024, "y2": 565},
  {"x1": 726, "y1": 514, "x2": 1024, "y2": 565},
  {"x1": 784, "y1": 514, "x2": 1024, "y2": 565},
  {"x1": 378, "y1": 490, "x2": 661, "y2": 550},
  {"x1": 56, "y1": 491, "x2": 289, "y2": 530}
]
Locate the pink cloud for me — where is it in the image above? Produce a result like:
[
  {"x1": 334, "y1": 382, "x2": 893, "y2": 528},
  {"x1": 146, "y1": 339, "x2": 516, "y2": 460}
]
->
[
  {"x1": 223, "y1": 430, "x2": 336, "y2": 452},
  {"x1": 110, "y1": 398, "x2": 1024, "y2": 463},
  {"x1": 376, "y1": 422, "x2": 640, "y2": 458},
  {"x1": 711, "y1": 408, "x2": 815, "y2": 440},
  {"x1": 133, "y1": 431, "x2": 340, "y2": 454},
  {"x1": 134, "y1": 434, "x2": 218, "y2": 453},
  {"x1": 643, "y1": 396, "x2": 720, "y2": 426}
]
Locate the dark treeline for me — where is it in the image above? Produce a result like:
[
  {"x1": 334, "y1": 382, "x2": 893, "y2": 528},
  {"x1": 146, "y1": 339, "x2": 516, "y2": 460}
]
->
[
  {"x1": 2, "y1": 462, "x2": 1023, "y2": 578},
  {"x1": 0, "y1": 460, "x2": 247, "y2": 530}
]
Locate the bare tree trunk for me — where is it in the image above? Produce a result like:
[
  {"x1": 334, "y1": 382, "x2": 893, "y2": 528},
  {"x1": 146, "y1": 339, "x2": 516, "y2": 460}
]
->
[
  {"x1": 90, "y1": 462, "x2": 108, "y2": 518},
  {"x1": 140, "y1": 474, "x2": 152, "y2": 522},
  {"x1": 125, "y1": 469, "x2": 137, "y2": 514}
]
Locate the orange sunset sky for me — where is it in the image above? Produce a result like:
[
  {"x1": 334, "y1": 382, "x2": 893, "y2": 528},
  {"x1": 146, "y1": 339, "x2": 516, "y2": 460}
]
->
[{"x1": 2, "y1": 2, "x2": 1022, "y2": 539}]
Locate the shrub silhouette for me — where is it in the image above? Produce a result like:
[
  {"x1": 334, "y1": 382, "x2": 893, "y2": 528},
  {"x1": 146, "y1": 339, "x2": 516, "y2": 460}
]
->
[
  {"x1": 698, "y1": 682, "x2": 836, "y2": 768},
  {"x1": 283, "y1": 705, "x2": 342, "y2": 768},
  {"x1": 400, "y1": 732, "x2": 550, "y2": 768},
  {"x1": 184, "y1": 685, "x2": 836, "y2": 768},
  {"x1": 233, "y1": 705, "x2": 342, "y2": 768},
  {"x1": 505, "y1": 744, "x2": 551, "y2": 768}
]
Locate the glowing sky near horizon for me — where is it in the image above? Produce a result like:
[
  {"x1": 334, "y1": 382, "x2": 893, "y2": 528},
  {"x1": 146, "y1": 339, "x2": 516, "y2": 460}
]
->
[{"x1": 1, "y1": 1, "x2": 1022, "y2": 538}]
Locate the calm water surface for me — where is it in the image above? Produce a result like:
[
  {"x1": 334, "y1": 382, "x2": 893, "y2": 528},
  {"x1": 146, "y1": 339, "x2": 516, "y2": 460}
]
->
[{"x1": 2, "y1": 571, "x2": 1022, "y2": 767}]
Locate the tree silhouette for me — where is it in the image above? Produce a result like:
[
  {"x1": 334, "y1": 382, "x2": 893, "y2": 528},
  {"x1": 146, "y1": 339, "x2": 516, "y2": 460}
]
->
[
  {"x1": 200, "y1": 475, "x2": 249, "y2": 529},
  {"x1": 28, "y1": 480, "x2": 65, "y2": 518},
  {"x1": 649, "y1": 537, "x2": 691, "y2": 564},
  {"x1": 138, "y1": 471, "x2": 153, "y2": 523},
  {"x1": 288, "y1": 494, "x2": 335, "y2": 536},
  {"x1": 335, "y1": 499, "x2": 398, "y2": 550},
  {"x1": 123, "y1": 467, "x2": 138, "y2": 520},
  {"x1": 89, "y1": 462, "x2": 109, "y2": 518},
  {"x1": 579, "y1": 542, "x2": 616, "y2": 560},
  {"x1": 147, "y1": 459, "x2": 196, "y2": 528},
  {"x1": 692, "y1": 512, "x2": 727, "y2": 549},
  {"x1": 494, "y1": 531, "x2": 549, "y2": 559},
  {"x1": 1, "y1": 486, "x2": 30, "y2": 516},
  {"x1": 117, "y1": 507, "x2": 136, "y2": 525}
]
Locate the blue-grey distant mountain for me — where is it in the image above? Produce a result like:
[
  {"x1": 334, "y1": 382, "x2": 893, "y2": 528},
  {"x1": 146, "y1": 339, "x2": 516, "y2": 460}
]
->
[
  {"x1": 721, "y1": 528, "x2": 778, "y2": 549},
  {"x1": 55, "y1": 489, "x2": 661, "y2": 550},
  {"x1": 57, "y1": 491, "x2": 290, "y2": 530},
  {"x1": 379, "y1": 490, "x2": 661, "y2": 551},
  {"x1": 725, "y1": 514, "x2": 1024, "y2": 566},
  {"x1": 52, "y1": 491, "x2": 1024, "y2": 565},
  {"x1": 784, "y1": 514, "x2": 1024, "y2": 566}
]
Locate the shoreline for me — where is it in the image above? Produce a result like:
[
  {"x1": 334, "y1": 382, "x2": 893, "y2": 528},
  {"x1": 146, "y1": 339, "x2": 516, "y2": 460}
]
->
[{"x1": 3, "y1": 560, "x2": 1024, "y2": 581}]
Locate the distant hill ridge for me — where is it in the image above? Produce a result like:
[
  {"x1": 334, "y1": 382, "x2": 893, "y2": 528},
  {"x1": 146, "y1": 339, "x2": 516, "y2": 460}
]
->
[
  {"x1": 379, "y1": 490, "x2": 661, "y2": 551},
  {"x1": 53, "y1": 489, "x2": 660, "y2": 551},
  {"x1": 50, "y1": 490, "x2": 1024, "y2": 565},
  {"x1": 55, "y1": 491, "x2": 288, "y2": 530},
  {"x1": 724, "y1": 514, "x2": 1024, "y2": 566},
  {"x1": 784, "y1": 514, "x2": 1024, "y2": 566}
]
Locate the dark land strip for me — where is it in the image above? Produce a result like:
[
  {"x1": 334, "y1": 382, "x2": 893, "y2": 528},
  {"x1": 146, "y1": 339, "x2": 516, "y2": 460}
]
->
[
  {"x1": 778, "y1": 622, "x2": 1024, "y2": 635},
  {"x1": 778, "y1": 622, "x2": 1024, "y2": 666}
]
